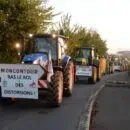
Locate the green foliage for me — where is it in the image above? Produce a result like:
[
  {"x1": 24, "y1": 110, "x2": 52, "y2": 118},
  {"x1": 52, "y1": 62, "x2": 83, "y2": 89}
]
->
[
  {"x1": 0, "y1": 0, "x2": 54, "y2": 63},
  {"x1": 0, "y1": 1, "x2": 108, "y2": 63},
  {"x1": 52, "y1": 14, "x2": 108, "y2": 57},
  {"x1": 81, "y1": 29, "x2": 108, "y2": 57}
]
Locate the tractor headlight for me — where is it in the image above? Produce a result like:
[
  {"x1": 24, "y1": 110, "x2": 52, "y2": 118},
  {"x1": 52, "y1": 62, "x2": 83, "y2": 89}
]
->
[
  {"x1": 64, "y1": 44, "x2": 67, "y2": 49},
  {"x1": 52, "y1": 33, "x2": 57, "y2": 39}
]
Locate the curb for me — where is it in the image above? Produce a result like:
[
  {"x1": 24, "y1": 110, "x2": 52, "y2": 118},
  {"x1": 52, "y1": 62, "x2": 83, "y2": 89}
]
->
[
  {"x1": 76, "y1": 84, "x2": 105, "y2": 130},
  {"x1": 105, "y1": 80, "x2": 130, "y2": 88},
  {"x1": 77, "y1": 72, "x2": 128, "y2": 130},
  {"x1": 105, "y1": 83, "x2": 130, "y2": 88}
]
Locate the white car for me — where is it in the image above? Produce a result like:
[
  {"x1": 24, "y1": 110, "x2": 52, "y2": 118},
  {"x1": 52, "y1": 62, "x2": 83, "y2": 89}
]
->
[{"x1": 114, "y1": 64, "x2": 121, "y2": 71}]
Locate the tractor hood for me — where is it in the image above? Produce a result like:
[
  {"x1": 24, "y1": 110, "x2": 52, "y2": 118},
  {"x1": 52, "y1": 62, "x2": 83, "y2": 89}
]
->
[{"x1": 22, "y1": 52, "x2": 48, "y2": 65}]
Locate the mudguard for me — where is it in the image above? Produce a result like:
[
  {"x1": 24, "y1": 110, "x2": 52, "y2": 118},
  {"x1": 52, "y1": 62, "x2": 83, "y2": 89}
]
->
[{"x1": 62, "y1": 55, "x2": 71, "y2": 70}]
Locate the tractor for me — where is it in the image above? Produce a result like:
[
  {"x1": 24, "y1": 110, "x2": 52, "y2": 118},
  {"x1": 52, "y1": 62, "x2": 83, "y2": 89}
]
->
[
  {"x1": 0, "y1": 31, "x2": 74, "y2": 107},
  {"x1": 106, "y1": 56, "x2": 114, "y2": 74},
  {"x1": 74, "y1": 47, "x2": 101, "y2": 84},
  {"x1": 21, "y1": 31, "x2": 74, "y2": 107}
]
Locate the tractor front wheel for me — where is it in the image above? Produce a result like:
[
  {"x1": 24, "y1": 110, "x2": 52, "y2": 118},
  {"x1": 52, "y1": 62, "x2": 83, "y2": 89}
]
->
[
  {"x1": 64, "y1": 61, "x2": 74, "y2": 97},
  {"x1": 47, "y1": 71, "x2": 63, "y2": 107}
]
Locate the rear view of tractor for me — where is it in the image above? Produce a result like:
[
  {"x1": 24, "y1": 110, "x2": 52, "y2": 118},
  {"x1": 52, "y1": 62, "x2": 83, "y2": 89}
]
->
[
  {"x1": 122, "y1": 57, "x2": 129, "y2": 71},
  {"x1": 74, "y1": 47, "x2": 101, "y2": 84},
  {"x1": 99, "y1": 57, "x2": 106, "y2": 75},
  {"x1": 106, "y1": 56, "x2": 114, "y2": 74}
]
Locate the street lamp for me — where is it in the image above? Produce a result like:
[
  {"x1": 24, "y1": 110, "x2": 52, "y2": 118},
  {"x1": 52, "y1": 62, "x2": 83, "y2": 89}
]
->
[
  {"x1": 15, "y1": 43, "x2": 20, "y2": 49},
  {"x1": 28, "y1": 33, "x2": 33, "y2": 38}
]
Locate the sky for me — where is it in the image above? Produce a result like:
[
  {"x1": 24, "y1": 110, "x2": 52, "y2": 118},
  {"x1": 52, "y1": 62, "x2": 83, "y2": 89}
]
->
[{"x1": 48, "y1": 0, "x2": 130, "y2": 54}]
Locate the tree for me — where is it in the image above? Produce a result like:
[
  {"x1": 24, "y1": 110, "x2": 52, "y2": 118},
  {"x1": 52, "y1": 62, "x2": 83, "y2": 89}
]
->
[
  {"x1": 51, "y1": 14, "x2": 85, "y2": 56},
  {"x1": 0, "y1": 0, "x2": 54, "y2": 63},
  {"x1": 80, "y1": 29, "x2": 108, "y2": 56},
  {"x1": 51, "y1": 13, "x2": 108, "y2": 57}
]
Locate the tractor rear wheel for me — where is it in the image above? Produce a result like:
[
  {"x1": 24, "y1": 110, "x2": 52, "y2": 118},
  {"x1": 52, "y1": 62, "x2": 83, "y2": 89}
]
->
[
  {"x1": 47, "y1": 71, "x2": 63, "y2": 107},
  {"x1": 97, "y1": 67, "x2": 101, "y2": 82},
  {"x1": 88, "y1": 67, "x2": 97, "y2": 84},
  {"x1": 64, "y1": 61, "x2": 74, "y2": 97}
]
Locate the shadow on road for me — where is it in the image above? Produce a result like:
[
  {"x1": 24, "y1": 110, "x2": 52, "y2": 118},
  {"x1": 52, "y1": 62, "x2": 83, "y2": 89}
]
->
[
  {"x1": 0, "y1": 99, "x2": 54, "y2": 111},
  {"x1": 75, "y1": 80, "x2": 94, "y2": 85}
]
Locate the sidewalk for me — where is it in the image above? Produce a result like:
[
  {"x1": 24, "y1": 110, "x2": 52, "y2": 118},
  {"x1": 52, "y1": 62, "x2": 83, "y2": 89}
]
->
[{"x1": 94, "y1": 72, "x2": 130, "y2": 130}]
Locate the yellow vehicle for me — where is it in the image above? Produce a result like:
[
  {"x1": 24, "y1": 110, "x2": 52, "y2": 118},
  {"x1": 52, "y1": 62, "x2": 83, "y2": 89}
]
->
[
  {"x1": 107, "y1": 56, "x2": 114, "y2": 74},
  {"x1": 99, "y1": 57, "x2": 106, "y2": 75}
]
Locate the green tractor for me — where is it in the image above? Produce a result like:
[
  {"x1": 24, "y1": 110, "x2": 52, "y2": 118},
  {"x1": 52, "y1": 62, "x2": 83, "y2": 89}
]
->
[{"x1": 74, "y1": 47, "x2": 101, "y2": 84}]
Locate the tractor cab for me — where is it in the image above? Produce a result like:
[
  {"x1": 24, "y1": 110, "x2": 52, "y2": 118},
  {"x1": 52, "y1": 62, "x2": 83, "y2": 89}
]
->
[
  {"x1": 22, "y1": 33, "x2": 67, "y2": 67},
  {"x1": 74, "y1": 47, "x2": 95, "y2": 66}
]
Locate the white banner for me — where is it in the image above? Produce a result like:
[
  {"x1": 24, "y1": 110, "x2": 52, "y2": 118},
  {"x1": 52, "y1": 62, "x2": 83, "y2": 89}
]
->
[
  {"x1": 76, "y1": 66, "x2": 92, "y2": 76},
  {"x1": 0, "y1": 64, "x2": 40, "y2": 99}
]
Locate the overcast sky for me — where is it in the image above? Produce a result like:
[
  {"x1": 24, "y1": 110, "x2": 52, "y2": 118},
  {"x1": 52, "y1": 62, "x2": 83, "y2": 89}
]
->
[{"x1": 48, "y1": 0, "x2": 130, "y2": 53}]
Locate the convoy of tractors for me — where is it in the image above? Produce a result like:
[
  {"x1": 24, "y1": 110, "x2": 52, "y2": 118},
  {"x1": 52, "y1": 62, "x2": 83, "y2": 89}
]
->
[{"x1": 0, "y1": 30, "x2": 129, "y2": 107}]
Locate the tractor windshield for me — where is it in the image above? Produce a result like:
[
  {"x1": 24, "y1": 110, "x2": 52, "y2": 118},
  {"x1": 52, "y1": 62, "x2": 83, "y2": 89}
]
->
[
  {"x1": 34, "y1": 37, "x2": 57, "y2": 60},
  {"x1": 76, "y1": 48, "x2": 91, "y2": 59}
]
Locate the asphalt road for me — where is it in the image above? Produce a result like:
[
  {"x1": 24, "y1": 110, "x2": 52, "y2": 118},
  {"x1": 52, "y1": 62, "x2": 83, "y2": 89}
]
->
[
  {"x1": 94, "y1": 72, "x2": 130, "y2": 130},
  {"x1": 0, "y1": 73, "x2": 119, "y2": 130}
]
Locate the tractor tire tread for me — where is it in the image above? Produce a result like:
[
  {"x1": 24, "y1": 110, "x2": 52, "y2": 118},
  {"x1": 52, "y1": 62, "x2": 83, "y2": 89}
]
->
[
  {"x1": 47, "y1": 71, "x2": 63, "y2": 107},
  {"x1": 64, "y1": 61, "x2": 74, "y2": 97}
]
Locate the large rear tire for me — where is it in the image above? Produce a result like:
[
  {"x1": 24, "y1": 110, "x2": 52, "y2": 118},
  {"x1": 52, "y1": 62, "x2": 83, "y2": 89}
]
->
[
  {"x1": 47, "y1": 71, "x2": 63, "y2": 107},
  {"x1": 88, "y1": 67, "x2": 97, "y2": 84},
  {"x1": 97, "y1": 67, "x2": 101, "y2": 82},
  {"x1": 64, "y1": 61, "x2": 74, "y2": 97}
]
